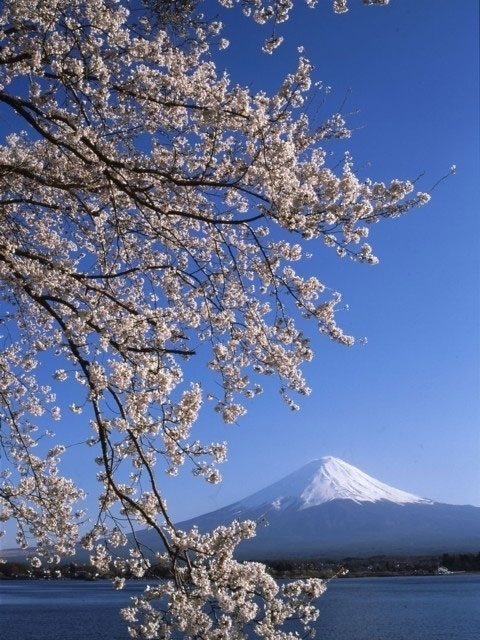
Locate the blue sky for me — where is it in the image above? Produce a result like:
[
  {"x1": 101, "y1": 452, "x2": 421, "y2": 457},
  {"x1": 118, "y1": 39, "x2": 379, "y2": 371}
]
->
[
  {"x1": 1, "y1": 0, "x2": 479, "y2": 546},
  {"x1": 163, "y1": 0, "x2": 479, "y2": 519}
]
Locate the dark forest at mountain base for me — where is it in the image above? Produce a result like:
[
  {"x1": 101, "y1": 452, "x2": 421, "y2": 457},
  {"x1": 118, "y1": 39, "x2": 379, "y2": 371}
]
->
[
  {"x1": 2, "y1": 552, "x2": 479, "y2": 580},
  {"x1": 264, "y1": 552, "x2": 480, "y2": 578}
]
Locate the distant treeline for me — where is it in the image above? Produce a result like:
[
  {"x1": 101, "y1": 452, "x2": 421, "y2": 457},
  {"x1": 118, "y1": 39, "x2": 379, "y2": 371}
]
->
[
  {"x1": 264, "y1": 552, "x2": 480, "y2": 578},
  {"x1": 1, "y1": 552, "x2": 480, "y2": 580},
  {"x1": 440, "y1": 553, "x2": 480, "y2": 573},
  {"x1": 0, "y1": 560, "x2": 171, "y2": 580}
]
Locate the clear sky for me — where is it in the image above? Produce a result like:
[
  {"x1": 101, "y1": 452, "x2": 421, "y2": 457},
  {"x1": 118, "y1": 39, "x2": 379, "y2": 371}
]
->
[
  {"x1": 161, "y1": 0, "x2": 480, "y2": 519},
  {"x1": 1, "y1": 0, "x2": 479, "y2": 547}
]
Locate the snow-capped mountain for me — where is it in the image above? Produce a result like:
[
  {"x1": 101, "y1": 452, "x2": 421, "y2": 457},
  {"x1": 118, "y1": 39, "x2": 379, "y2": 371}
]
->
[
  {"x1": 165, "y1": 457, "x2": 480, "y2": 558},
  {"x1": 237, "y1": 456, "x2": 432, "y2": 510},
  {"x1": 3, "y1": 457, "x2": 479, "y2": 562}
]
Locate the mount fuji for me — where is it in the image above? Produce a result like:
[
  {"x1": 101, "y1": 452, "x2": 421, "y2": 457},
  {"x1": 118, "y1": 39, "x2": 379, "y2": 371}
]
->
[
  {"x1": 160, "y1": 456, "x2": 480, "y2": 558},
  {"x1": 3, "y1": 457, "x2": 479, "y2": 563}
]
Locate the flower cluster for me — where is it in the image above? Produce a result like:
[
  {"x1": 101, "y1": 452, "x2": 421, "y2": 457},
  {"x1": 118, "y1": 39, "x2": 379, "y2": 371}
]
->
[
  {"x1": 121, "y1": 520, "x2": 326, "y2": 639},
  {"x1": 0, "y1": 0, "x2": 429, "y2": 637}
]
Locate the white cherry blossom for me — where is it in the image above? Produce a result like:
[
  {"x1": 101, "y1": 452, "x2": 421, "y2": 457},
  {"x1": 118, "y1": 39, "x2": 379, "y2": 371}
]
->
[{"x1": 0, "y1": 0, "x2": 434, "y2": 637}]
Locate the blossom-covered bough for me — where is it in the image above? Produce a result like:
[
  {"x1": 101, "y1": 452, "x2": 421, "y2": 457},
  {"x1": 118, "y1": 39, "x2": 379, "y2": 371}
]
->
[{"x1": 0, "y1": 0, "x2": 430, "y2": 637}]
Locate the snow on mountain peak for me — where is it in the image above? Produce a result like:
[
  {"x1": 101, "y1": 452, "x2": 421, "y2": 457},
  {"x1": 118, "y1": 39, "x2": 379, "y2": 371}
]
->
[
  {"x1": 300, "y1": 457, "x2": 431, "y2": 507},
  {"x1": 237, "y1": 456, "x2": 432, "y2": 510}
]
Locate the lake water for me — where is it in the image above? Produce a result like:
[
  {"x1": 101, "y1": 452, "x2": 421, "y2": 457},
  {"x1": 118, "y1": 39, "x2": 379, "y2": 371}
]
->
[{"x1": 1, "y1": 574, "x2": 479, "y2": 639}]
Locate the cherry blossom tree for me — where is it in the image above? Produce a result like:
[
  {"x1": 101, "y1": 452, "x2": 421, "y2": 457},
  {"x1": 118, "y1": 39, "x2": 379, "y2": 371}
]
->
[{"x1": 0, "y1": 0, "x2": 433, "y2": 637}]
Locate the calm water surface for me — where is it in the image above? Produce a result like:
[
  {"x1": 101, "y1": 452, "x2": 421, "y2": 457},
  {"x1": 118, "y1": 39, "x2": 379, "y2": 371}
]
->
[{"x1": 1, "y1": 574, "x2": 478, "y2": 639}]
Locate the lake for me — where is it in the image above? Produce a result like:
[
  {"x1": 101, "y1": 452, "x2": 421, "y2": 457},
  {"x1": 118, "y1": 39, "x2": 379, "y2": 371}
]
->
[{"x1": 1, "y1": 574, "x2": 478, "y2": 639}]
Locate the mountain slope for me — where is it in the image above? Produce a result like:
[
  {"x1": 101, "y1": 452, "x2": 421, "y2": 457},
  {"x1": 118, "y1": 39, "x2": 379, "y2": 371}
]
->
[
  {"x1": 159, "y1": 457, "x2": 480, "y2": 558},
  {"x1": 3, "y1": 457, "x2": 479, "y2": 562},
  {"x1": 236, "y1": 457, "x2": 431, "y2": 509}
]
